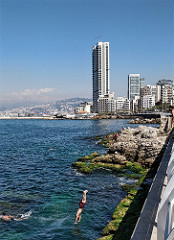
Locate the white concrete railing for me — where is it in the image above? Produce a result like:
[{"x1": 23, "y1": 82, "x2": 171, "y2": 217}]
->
[{"x1": 157, "y1": 144, "x2": 174, "y2": 240}]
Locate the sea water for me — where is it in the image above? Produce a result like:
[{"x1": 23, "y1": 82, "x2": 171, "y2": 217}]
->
[{"x1": 0, "y1": 119, "x2": 154, "y2": 240}]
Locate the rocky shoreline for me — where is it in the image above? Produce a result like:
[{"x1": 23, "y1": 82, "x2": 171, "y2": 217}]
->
[
  {"x1": 72, "y1": 120, "x2": 171, "y2": 240},
  {"x1": 73, "y1": 125, "x2": 167, "y2": 172},
  {"x1": 129, "y1": 118, "x2": 161, "y2": 124}
]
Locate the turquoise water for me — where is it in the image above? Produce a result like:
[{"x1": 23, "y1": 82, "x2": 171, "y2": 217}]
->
[{"x1": 0, "y1": 119, "x2": 142, "y2": 240}]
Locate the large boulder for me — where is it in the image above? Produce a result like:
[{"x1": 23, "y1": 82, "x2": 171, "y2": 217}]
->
[{"x1": 140, "y1": 127, "x2": 158, "y2": 139}]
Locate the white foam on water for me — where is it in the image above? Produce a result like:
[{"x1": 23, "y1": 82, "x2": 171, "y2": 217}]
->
[
  {"x1": 18, "y1": 210, "x2": 32, "y2": 219},
  {"x1": 50, "y1": 216, "x2": 69, "y2": 228},
  {"x1": 37, "y1": 215, "x2": 69, "y2": 223},
  {"x1": 72, "y1": 169, "x2": 84, "y2": 176},
  {"x1": 38, "y1": 216, "x2": 55, "y2": 222}
]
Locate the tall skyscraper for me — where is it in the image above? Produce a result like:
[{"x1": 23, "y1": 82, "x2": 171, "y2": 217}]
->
[
  {"x1": 92, "y1": 42, "x2": 110, "y2": 113},
  {"x1": 128, "y1": 74, "x2": 141, "y2": 101}
]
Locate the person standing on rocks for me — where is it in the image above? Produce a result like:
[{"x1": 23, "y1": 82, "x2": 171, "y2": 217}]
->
[
  {"x1": 75, "y1": 190, "x2": 88, "y2": 224},
  {"x1": 169, "y1": 106, "x2": 174, "y2": 125}
]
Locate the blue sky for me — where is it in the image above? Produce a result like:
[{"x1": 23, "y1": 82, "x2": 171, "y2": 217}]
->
[{"x1": 0, "y1": 0, "x2": 173, "y2": 107}]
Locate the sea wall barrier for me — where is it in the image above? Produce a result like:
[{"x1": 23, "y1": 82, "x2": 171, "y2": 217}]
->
[
  {"x1": 130, "y1": 117, "x2": 173, "y2": 240},
  {"x1": 157, "y1": 142, "x2": 174, "y2": 240}
]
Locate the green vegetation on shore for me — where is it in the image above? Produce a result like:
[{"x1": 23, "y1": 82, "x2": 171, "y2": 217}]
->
[
  {"x1": 96, "y1": 159, "x2": 161, "y2": 240},
  {"x1": 77, "y1": 152, "x2": 100, "y2": 161},
  {"x1": 97, "y1": 187, "x2": 149, "y2": 240},
  {"x1": 72, "y1": 160, "x2": 126, "y2": 174},
  {"x1": 95, "y1": 164, "x2": 155, "y2": 240},
  {"x1": 72, "y1": 155, "x2": 146, "y2": 176}
]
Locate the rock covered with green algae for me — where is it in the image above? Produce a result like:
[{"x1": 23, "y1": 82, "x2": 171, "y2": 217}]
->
[
  {"x1": 77, "y1": 152, "x2": 100, "y2": 162},
  {"x1": 97, "y1": 235, "x2": 114, "y2": 240},
  {"x1": 72, "y1": 150, "x2": 147, "y2": 175},
  {"x1": 102, "y1": 192, "x2": 135, "y2": 236},
  {"x1": 97, "y1": 188, "x2": 150, "y2": 240},
  {"x1": 72, "y1": 161, "x2": 126, "y2": 174}
]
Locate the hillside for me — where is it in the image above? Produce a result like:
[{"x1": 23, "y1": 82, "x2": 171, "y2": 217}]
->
[{"x1": 0, "y1": 98, "x2": 92, "y2": 117}]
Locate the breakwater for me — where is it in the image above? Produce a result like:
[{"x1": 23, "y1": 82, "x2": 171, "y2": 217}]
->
[{"x1": 129, "y1": 118, "x2": 160, "y2": 124}]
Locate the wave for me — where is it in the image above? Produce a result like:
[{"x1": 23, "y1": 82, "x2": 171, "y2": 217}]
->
[{"x1": 36, "y1": 215, "x2": 69, "y2": 225}]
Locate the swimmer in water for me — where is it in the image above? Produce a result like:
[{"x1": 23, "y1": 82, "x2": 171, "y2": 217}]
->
[
  {"x1": 75, "y1": 190, "x2": 88, "y2": 224},
  {"x1": 0, "y1": 212, "x2": 28, "y2": 221}
]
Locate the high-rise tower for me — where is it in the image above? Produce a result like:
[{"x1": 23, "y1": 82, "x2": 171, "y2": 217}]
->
[
  {"x1": 128, "y1": 74, "x2": 141, "y2": 101},
  {"x1": 92, "y1": 42, "x2": 110, "y2": 113}
]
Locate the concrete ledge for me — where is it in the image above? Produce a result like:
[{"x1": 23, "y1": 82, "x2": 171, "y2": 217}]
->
[{"x1": 130, "y1": 130, "x2": 174, "y2": 240}]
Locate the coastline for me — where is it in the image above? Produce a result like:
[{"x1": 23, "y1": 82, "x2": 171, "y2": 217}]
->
[
  {"x1": 0, "y1": 117, "x2": 61, "y2": 120},
  {"x1": 72, "y1": 121, "x2": 171, "y2": 240},
  {"x1": 0, "y1": 113, "x2": 161, "y2": 121}
]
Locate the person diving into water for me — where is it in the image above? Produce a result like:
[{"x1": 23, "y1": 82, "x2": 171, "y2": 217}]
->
[{"x1": 75, "y1": 190, "x2": 88, "y2": 224}]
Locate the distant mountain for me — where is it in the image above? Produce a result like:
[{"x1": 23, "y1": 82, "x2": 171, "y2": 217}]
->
[
  {"x1": 54, "y1": 98, "x2": 92, "y2": 114},
  {"x1": 0, "y1": 98, "x2": 92, "y2": 117}
]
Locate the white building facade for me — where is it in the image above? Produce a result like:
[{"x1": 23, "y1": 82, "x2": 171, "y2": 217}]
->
[
  {"x1": 75, "y1": 102, "x2": 92, "y2": 114},
  {"x1": 92, "y1": 42, "x2": 110, "y2": 113},
  {"x1": 131, "y1": 96, "x2": 140, "y2": 113},
  {"x1": 116, "y1": 97, "x2": 130, "y2": 113},
  {"x1": 140, "y1": 85, "x2": 156, "y2": 110},
  {"x1": 98, "y1": 92, "x2": 116, "y2": 114},
  {"x1": 161, "y1": 85, "x2": 173, "y2": 104},
  {"x1": 141, "y1": 95, "x2": 155, "y2": 110}
]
